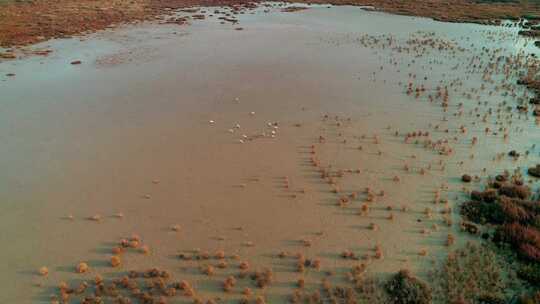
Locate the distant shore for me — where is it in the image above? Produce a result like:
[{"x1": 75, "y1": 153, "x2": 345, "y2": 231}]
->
[{"x1": 1, "y1": 0, "x2": 540, "y2": 50}]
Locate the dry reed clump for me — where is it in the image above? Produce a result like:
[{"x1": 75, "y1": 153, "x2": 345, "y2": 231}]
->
[
  {"x1": 239, "y1": 261, "x2": 250, "y2": 270},
  {"x1": 302, "y1": 239, "x2": 312, "y2": 247},
  {"x1": 297, "y1": 278, "x2": 305, "y2": 288},
  {"x1": 140, "y1": 245, "x2": 150, "y2": 255},
  {"x1": 359, "y1": 203, "x2": 370, "y2": 216},
  {"x1": 177, "y1": 280, "x2": 196, "y2": 297},
  {"x1": 201, "y1": 265, "x2": 215, "y2": 276},
  {"x1": 120, "y1": 234, "x2": 145, "y2": 251},
  {"x1": 216, "y1": 260, "x2": 228, "y2": 269},
  {"x1": 296, "y1": 261, "x2": 305, "y2": 274},
  {"x1": 255, "y1": 295, "x2": 266, "y2": 304},
  {"x1": 94, "y1": 274, "x2": 104, "y2": 284},
  {"x1": 52, "y1": 267, "x2": 196, "y2": 303},
  {"x1": 444, "y1": 216, "x2": 453, "y2": 227},
  {"x1": 112, "y1": 246, "x2": 124, "y2": 255},
  {"x1": 110, "y1": 255, "x2": 121, "y2": 267},
  {"x1": 347, "y1": 263, "x2": 367, "y2": 285},
  {"x1": 374, "y1": 245, "x2": 383, "y2": 259},
  {"x1": 214, "y1": 250, "x2": 225, "y2": 259},
  {"x1": 38, "y1": 266, "x2": 49, "y2": 276},
  {"x1": 297, "y1": 256, "x2": 321, "y2": 271},
  {"x1": 311, "y1": 259, "x2": 321, "y2": 270},
  {"x1": 446, "y1": 234, "x2": 455, "y2": 246},
  {"x1": 238, "y1": 297, "x2": 250, "y2": 304},
  {"x1": 197, "y1": 250, "x2": 211, "y2": 260},
  {"x1": 289, "y1": 289, "x2": 303, "y2": 303},
  {"x1": 76, "y1": 262, "x2": 89, "y2": 273},
  {"x1": 424, "y1": 208, "x2": 432, "y2": 218},
  {"x1": 252, "y1": 268, "x2": 273, "y2": 288},
  {"x1": 342, "y1": 250, "x2": 356, "y2": 260},
  {"x1": 223, "y1": 276, "x2": 236, "y2": 292}
]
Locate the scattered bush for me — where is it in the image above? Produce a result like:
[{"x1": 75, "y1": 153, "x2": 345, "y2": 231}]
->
[
  {"x1": 494, "y1": 223, "x2": 540, "y2": 248},
  {"x1": 385, "y1": 269, "x2": 432, "y2": 304},
  {"x1": 516, "y1": 291, "x2": 540, "y2": 304},
  {"x1": 528, "y1": 164, "x2": 540, "y2": 178},
  {"x1": 493, "y1": 223, "x2": 540, "y2": 263},
  {"x1": 476, "y1": 293, "x2": 506, "y2": 304},
  {"x1": 461, "y1": 200, "x2": 505, "y2": 224},
  {"x1": 499, "y1": 197, "x2": 534, "y2": 224},
  {"x1": 470, "y1": 189, "x2": 498, "y2": 203},
  {"x1": 252, "y1": 268, "x2": 273, "y2": 288},
  {"x1": 519, "y1": 243, "x2": 540, "y2": 263},
  {"x1": 462, "y1": 195, "x2": 539, "y2": 226},
  {"x1": 517, "y1": 263, "x2": 540, "y2": 286},
  {"x1": 498, "y1": 184, "x2": 531, "y2": 200},
  {"x1": 461, "y1": 172, "x2": 540, "y2": 293}
]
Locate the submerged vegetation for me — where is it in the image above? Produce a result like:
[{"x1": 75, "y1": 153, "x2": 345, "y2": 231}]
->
[{"x1": 385, "y1": 270, "x2": 432, "y2": 304}]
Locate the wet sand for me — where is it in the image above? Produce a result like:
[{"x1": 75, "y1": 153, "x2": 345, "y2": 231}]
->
[{"x1": 1, "y1": 4, "x2": 539, "y2": 303}]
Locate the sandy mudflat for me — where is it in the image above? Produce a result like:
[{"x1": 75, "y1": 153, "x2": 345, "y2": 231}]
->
[{"x1": 0, "y1": 3, "x2": 539, "y2": 304}]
